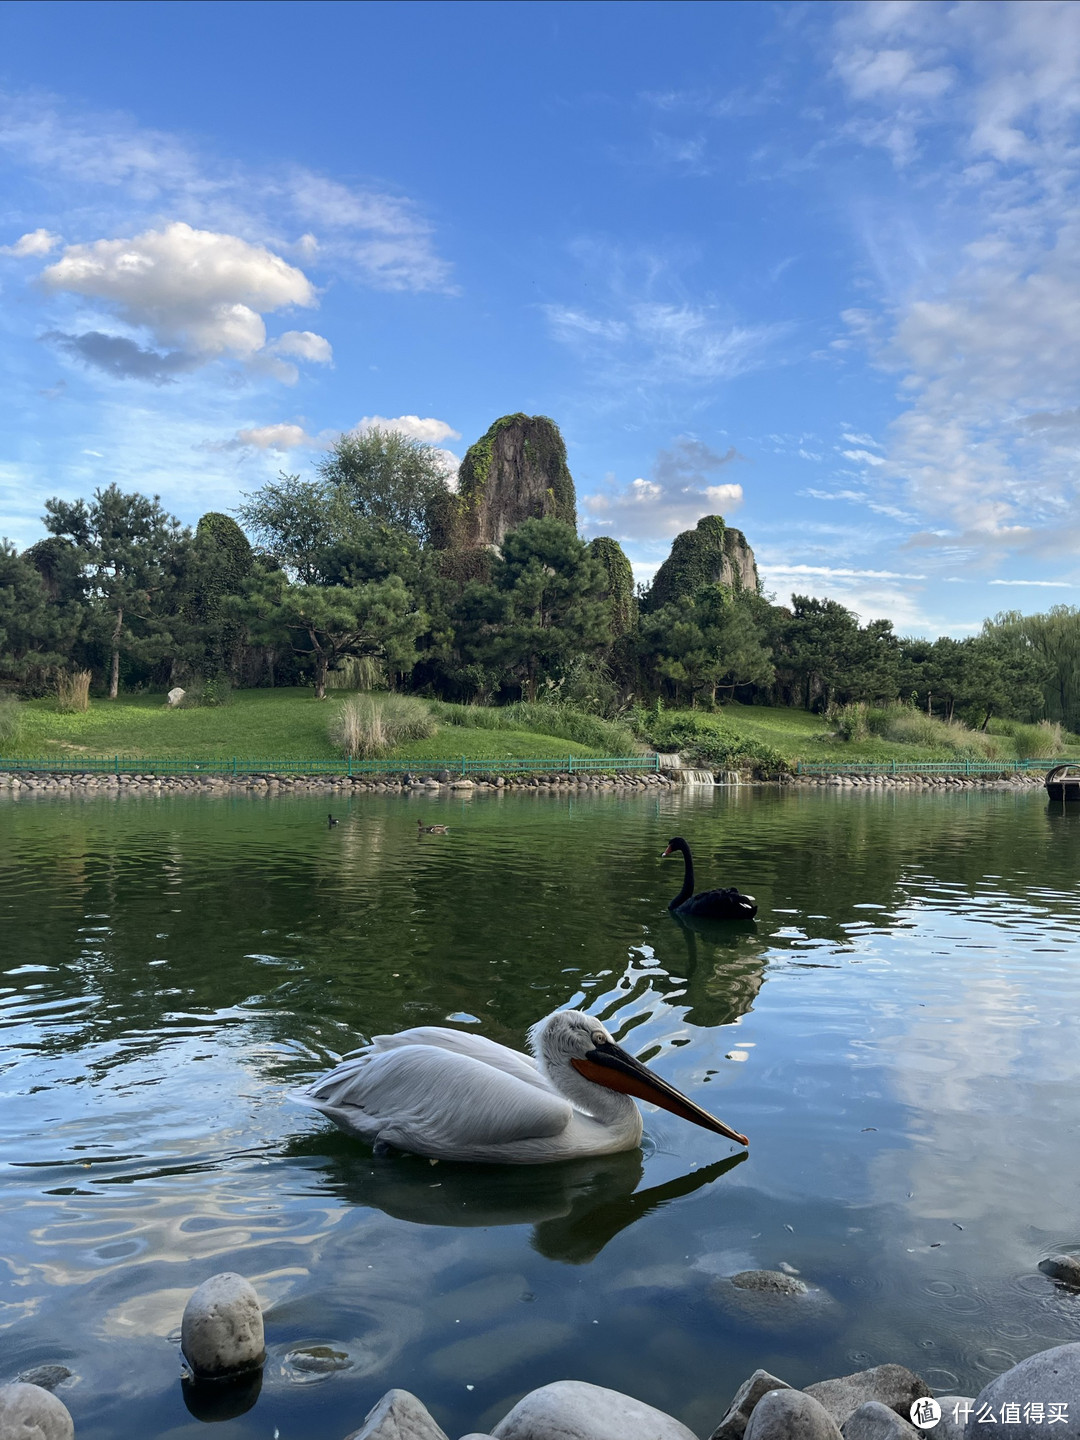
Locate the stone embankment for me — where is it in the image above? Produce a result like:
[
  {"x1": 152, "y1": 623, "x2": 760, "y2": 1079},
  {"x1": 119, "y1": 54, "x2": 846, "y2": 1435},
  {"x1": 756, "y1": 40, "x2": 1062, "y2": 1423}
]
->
[
  {"x1": 0, "y1": 769, "x2": 680, "y2": 797},
  {"x1": 791, "y1": 771, "x2": 1048, "y2": 791}
]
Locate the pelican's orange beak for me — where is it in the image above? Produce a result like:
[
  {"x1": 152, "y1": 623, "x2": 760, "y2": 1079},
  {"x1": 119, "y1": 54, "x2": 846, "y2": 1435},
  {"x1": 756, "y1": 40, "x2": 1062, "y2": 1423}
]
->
[{"x1": 572, "y1": 1042, "x2": 748, "y2": 1147}]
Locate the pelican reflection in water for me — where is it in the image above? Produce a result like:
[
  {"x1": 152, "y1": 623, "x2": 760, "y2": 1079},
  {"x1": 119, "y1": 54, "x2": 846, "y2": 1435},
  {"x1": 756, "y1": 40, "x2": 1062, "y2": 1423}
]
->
[
  {"x1": 298, "y1": 1010, "x2": 748, "y2": 1164},
  {"x1": 286, "y1": 1132, "x2": 746, "y2": 1264}
]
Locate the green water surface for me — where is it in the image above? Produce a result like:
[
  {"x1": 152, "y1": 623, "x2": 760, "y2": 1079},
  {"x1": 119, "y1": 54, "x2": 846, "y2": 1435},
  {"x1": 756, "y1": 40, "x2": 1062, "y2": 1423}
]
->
[{"x1": 1, "y1": 787, "x2": 1079, "y2": 1437}]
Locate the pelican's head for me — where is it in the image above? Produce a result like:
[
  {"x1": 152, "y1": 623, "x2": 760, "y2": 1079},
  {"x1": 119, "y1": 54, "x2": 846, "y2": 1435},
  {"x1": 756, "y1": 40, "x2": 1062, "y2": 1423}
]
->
[{"x1": 530, "y1": 1010, "x2": 748, "y2": 1148}]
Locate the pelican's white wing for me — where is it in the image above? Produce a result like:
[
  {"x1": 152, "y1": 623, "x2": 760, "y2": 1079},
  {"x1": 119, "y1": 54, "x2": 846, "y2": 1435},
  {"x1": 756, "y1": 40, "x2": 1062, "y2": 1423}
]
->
[
  {"x1": 364, "y1": 1027, "x2": 547, "y2": 1090},
  {"x1": 300, "y1": 1044, "x2": 573, "y2": 1160}
]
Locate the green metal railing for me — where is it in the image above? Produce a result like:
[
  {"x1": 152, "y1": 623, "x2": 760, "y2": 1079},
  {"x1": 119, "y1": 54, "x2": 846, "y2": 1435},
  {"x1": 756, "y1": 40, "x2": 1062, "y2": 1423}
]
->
[
  {"x1": 796, "y1": 759, "x2": 1062, "y2": 776},
  {"x1": 0, "y1": 753, "x2": 661, "y2": 778}
]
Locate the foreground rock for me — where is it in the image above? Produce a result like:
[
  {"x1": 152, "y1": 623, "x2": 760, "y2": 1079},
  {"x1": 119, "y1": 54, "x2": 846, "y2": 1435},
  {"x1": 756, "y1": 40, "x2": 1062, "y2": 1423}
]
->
[
  {"x1": 709, "y1": 1369, "x2": 792, "y2": 1440},
  {"x1": 491, "y1": 1380, "x2": 696, "y2": 1440},
  {"x1": 968, "y1": 1342, "x2": 1080, "y2": 1439},
  {"x1": 934, "y1": 1398, "x2": 975, "y2": 1440},
  {"x1": 805, "y1": 1365, "x2": 931, "y2": 1429},
  {"x1": 0, "y1": 1382, "x2": 74, "y2": 1440},
  {"x1": 731, "y1": 1271, "x2": 808, "y2": 1296},
  {"x1": 1039, "y1": 1253, "x2": 1080, "y2": 1288},
  {"x1": 14, "y1": 1368, "x2": 71, "y2": 1394},
  {"x1": 344, "y1": 1389, "x2": 449, "y2": 1440},
  {"x1": 745, "y1": 1389, "x2": 841, "y2": 1440},
  {"x1": 841, "y1": 1401, "x2": 920, "y2": 1440},
  {"x1": 181, "y1": 1271, "x2": 265, "y2": 1378}
]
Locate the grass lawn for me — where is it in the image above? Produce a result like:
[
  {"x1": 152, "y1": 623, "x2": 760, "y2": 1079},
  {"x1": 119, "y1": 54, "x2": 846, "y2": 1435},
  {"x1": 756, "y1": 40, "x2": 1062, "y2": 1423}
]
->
[
  {"x1": 658, "y1": 701, "x2": 1080, "y2": 764},
  {"x1": 5, "y1": 689, "x2": 600, "y2": 763}
]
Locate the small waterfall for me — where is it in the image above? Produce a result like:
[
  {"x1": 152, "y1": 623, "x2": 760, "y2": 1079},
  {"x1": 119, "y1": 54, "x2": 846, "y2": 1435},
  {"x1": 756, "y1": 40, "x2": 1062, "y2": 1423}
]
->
[
  {"x1": 681, "y1": 768, "x2": 717, "y2": 786},
  {"x1": 715, "y1": 770, "x2": 741, "y2": 786}
]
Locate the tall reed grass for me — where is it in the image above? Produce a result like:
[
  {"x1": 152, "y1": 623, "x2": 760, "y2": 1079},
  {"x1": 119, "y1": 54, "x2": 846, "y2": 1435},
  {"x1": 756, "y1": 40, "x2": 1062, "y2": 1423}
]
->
[
  {"x1": 330, "y1": 693, "x2": 438, "y2": 758},
  {"x1": 990, "y1": 718, "x2": 1064, "y2": 759},
  {"x1": 0, "y1": 693, "x2": 21, "y2": 747},
  {"x1": 326, "y1": 655, "x2": 385, "y2": 691},
  {"x1": 57, "y1": 670, "x2": 92, "y2": 713}
]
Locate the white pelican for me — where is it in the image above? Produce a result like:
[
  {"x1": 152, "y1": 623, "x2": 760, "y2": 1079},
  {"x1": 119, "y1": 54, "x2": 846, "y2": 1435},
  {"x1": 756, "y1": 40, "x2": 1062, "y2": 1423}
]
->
[{"x1": 298, "y1": 1010, "x2": 749, "y2": 1164}]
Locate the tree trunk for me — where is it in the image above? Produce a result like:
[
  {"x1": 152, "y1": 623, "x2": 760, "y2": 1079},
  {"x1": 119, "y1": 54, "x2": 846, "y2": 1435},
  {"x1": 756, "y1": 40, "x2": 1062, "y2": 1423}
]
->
[
  {"x1": 314, "y1": 650, "x2": 327, "y2": 700},
  {"x1": 109, "y1": 606, "x2": 123, "y2": 700},
  {"x1": 266, "y1": 648, "x2": 275, "y2": 688}
]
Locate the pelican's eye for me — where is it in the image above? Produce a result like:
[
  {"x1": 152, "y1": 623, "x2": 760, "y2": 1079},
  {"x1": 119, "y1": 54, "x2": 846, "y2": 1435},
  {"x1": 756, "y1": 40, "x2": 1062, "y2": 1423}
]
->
[{"x1": 591, "y1": 1033, "x2": 606, "y2": 1048}]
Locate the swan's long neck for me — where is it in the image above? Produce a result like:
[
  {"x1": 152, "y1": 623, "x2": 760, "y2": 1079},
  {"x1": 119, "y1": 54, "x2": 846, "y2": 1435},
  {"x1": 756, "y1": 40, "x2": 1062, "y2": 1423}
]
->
[{"x1": 671, "y1": 841, "x2": 694, "y2": 909}]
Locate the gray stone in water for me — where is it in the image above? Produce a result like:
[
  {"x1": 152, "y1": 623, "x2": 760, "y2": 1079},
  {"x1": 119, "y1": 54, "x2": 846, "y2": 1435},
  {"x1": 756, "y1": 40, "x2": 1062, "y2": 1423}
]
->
[
  {"x1": 166, "y1": 686, "x2": 185, "y2": 707},
  {"x1": 181, "y1": 1271, "x2": 265, "y2": 1378},
  {"x1": 745, "y1": 1389, "x2": 842, "y2": 1440},
  {"x1": 934, "y1": 1399, "x2": 975, "y2": 1440},
  {"x1": 841, "y1": 1401, "x2": 920, "y2": 1440},
  {"x1": 805, "y1": 1366, "x2": 932, "y2": 1429},
  {"x1": 709, "y1": 1368, "x2": 793, "y2": 1440},
  {"x1": 1039, "y1": 1253, "x2": 1080, "y2": 1288},
  {"x1": 0, "y1": 1383, "x2": 75, "y2": 1440},
  {"x1": 344, "y1": 1388, "x2": 449, "y2": 1440},
  {"x1": 491, "y1": 1380, "x2": 697, "y2": 1440},
  {"x1": 14, "y1": 1368, "x2": 71, "y2": 1394},
  {"x1": 966, "y1": 1343, "x2": 1080, "y2": 1440},
  {"x1": 731, "y1": 1270, "x2": 809, "y2": 1295}
]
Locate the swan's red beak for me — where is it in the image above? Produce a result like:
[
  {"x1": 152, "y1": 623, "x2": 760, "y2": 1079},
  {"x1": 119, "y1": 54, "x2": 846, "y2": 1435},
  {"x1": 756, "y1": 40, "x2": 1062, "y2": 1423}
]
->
[
  {"x1": 660, "y1": 844, "x2": 674, "y2": 858},
  {"x1": 572, "y1": 1042, "x2": 749, "y2": 1147}
]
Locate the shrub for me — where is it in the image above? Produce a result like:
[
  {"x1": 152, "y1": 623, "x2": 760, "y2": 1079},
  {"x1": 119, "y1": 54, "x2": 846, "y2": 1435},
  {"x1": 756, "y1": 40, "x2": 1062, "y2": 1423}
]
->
[
  {"x1": 0, "y1": 693, "x2": 21, "y2": 748},
  {"x1": 633, "y1": 710, "x2": 788, "y2": 774},
  {"x1": 330, "y1": 692, "x2": 437, "y2": 758},
  {"x1": 829, "y1": 701, "x2": 869, "y2": 742},
  {"x1": 57, "y1": 670, "x2": 92, "y2": 714},
  {"x1": 179, "y1": 676, "x2": 233, "y2": 708}
]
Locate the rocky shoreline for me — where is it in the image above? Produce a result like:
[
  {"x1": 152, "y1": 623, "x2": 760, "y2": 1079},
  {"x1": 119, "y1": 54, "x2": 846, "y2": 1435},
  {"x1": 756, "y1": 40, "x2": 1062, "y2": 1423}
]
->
[
  {"x1": 0, "y1": 767, "x2": 1055, "y2": 796},
  {"x1": 0, "y1": 768, "x2": 682, "y2": 796}
]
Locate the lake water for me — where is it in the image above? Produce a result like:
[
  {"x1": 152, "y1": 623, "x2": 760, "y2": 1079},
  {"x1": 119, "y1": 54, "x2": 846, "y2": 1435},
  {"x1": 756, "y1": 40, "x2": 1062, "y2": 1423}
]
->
[{"x1": 2, "y1": 786, "x2": 1079, "y2": 1438}]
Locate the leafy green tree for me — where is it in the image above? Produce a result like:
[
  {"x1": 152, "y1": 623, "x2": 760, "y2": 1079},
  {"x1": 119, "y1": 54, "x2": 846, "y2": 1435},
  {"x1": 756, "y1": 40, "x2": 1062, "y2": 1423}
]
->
[
  {"x1": 241, "y1": 567, "x2": 426, "y2": 699},
  {"x1": 0, "y1": 541, "x2": 81, "y2": 685},
  {"x1": 43, "y1": 485, "x2": 190, "y2": 699},
  {"x1": 235, "y1": 474, "x2": 337, "y2": 583},
  {"x1": 983, "y1": 607, "x2": 1080, "y2": 730},
  {"x1": 183, "y1": 513, "x2": 255, "y2": 680},
  {"x1": 456, "y1": 518, "x2": 610, "y2": 701},
  {"x1": 641, "y1": 585, "x2": 772, "y2": 705},
  {"x1": 316, "y1": 427, "x2": 454, "y2": 544}
]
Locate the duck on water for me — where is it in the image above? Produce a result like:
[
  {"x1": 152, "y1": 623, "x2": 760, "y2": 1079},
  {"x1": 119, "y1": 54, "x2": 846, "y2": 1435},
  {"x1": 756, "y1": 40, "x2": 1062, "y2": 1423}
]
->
[{"x1": 663, "y1": 836, "x2": 757, "y2": 920}]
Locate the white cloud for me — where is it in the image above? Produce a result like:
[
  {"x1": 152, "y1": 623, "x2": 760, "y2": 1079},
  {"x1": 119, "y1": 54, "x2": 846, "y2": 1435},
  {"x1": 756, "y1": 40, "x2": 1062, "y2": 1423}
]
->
[
  {"x1": 351, "y1": 414, "x2": 461, "y2": 444},
  {"x1": 581, "y1": 436, "x2": 743, "y2": 543},
  {"x1": 1, "y1": 227, "x2": 59, "y2": 256},
  {"x1": 988, "y1": 578, "x2": 1076, "y2": 587},
  {"x1": 762, "y1": 564, "x2": 927, "y2": 580},
  {"x1": 268, "y1": 330, "x2": 333, "y2": 364},
  {"x1": 41, "y1": 222, "x2": 314, "y2": 358},
  {"x1": 841, "y1": 447, "x2": 886, "y2": 466},
  {"x1": 829, "y1": 1, "x2": 1080, "y2": 564},
  {"x1": 230, "y1": 423, "x2": 318, "y2": 452},
  {"x1": 37, "y1": 222, "x2": 328, "y2": 381}
]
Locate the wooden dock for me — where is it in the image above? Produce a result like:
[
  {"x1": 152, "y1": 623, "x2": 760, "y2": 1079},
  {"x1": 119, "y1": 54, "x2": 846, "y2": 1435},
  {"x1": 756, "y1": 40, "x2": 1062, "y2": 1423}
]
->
[{"x1": 1045, "y1": 764, "x2": 1080, "y2": 801}]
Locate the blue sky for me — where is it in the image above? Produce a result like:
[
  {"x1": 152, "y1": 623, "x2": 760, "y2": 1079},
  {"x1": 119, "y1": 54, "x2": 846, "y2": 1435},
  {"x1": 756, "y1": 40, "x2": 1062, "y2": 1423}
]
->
[{"x1": 2, "y1": 0, "x2": 1079, "y2": 636}]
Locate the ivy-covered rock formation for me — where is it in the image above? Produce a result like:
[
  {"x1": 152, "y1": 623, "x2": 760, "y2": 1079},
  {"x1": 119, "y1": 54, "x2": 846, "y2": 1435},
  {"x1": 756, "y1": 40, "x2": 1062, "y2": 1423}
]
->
[
  {"x1": 645, "y1": 515, "x2": 758, "y2": 611},
  {"x1": 432, "y1": 414, "x2": 576, "y2": 552},
  {"x1": 587, "y1": 535, "x2": 635, "y2": 638}
]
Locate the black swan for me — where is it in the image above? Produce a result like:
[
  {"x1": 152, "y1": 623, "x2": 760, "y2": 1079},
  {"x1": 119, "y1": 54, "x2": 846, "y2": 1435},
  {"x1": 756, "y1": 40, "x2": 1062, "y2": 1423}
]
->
[
  {"x1": 327, "y1": 814, "x2": 340, "y2": 827},
  {"x1": 662, "y1": 836, "x2": 757, "y2": 920}
]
